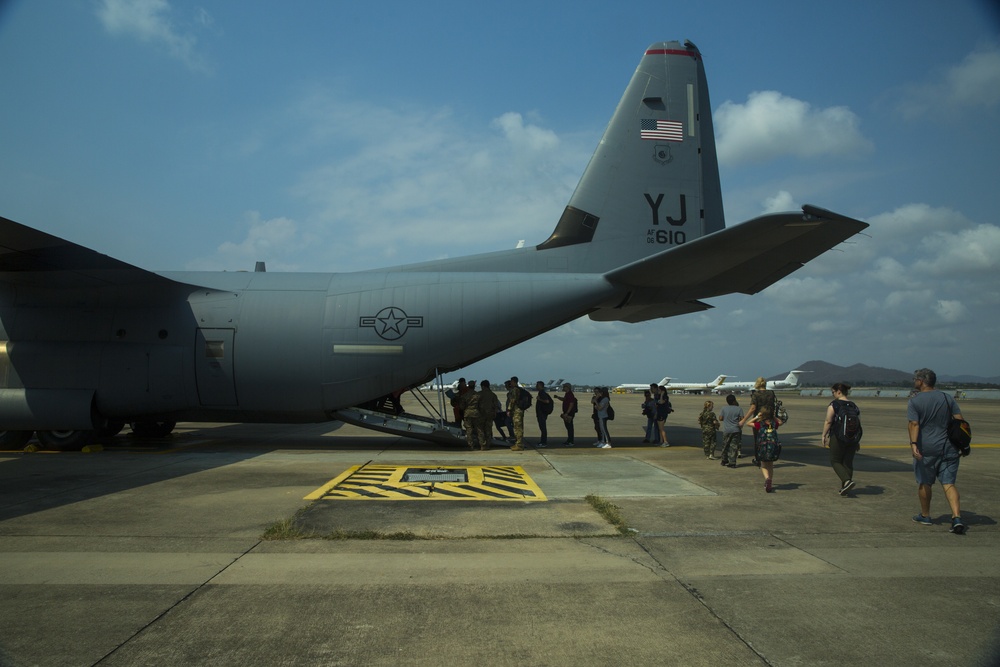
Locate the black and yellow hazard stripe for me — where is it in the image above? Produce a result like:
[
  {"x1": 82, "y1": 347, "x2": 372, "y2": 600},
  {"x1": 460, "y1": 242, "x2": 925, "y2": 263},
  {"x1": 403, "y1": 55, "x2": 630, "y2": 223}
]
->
[{"x1": 305, "y1": 464, "x2": 546, "y2": 501}]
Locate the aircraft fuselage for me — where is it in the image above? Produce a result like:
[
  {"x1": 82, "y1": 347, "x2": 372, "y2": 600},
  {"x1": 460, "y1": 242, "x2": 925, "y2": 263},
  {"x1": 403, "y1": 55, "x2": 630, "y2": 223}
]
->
[{"x1": 0, "y1": 269, "x2": 613, "y2": 429}]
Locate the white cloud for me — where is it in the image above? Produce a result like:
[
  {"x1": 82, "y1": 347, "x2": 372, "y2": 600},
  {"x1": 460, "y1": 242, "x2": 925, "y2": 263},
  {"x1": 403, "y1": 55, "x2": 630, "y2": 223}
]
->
[
  {"x1": 761, "y1": 190, "x2": 796, "y2": 214},
  {"x1": 896, "y1": 45, "x2": 1000, "y2": 118},
  {"x1": 187, "y1": 212, "x2": 308, "y2": 271},
  {"x1": 714, "y1": 91, "x2": 873, "y2": 166},
  {"x1": 492, "y1": 112, "x2": 560, "y2": 152},
  {"x1": 934, "y1": 299, "x2": 967, "y2": 324},
  {"x1": 870, "y1": 256, "x2": 910, "y2": 289},
  {"x1": 277, "y1": 92, "x2": 589, "y2": 270},
  {"x1": 922, "y1": 223, "x2": 1000, "y2": 276},
  {"x1": 96, "y1": 0, "x2": 211, "y2": 72}
]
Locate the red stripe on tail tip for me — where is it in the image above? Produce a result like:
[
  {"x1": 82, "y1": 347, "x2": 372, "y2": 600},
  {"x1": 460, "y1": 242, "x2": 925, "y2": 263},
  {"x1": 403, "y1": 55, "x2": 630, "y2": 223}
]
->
[{"x1": 645, "y1": 49, "x2": 700, "y2": 60}]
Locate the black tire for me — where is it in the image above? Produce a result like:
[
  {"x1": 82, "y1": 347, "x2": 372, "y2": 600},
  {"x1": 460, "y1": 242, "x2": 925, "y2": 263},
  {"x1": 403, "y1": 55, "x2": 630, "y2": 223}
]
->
[
  {"x1": 94, "y1": 420, "x2": 126, "y2": 439},
  {"x1": 36, "y1": 430, "x2": 94, "y2": 450},
  {"x1": 0, "y1": 430, "x2": 34, "y2": 448},
  {"x1": 129, "y1": 420, "x2": 177, "y2": 438}
]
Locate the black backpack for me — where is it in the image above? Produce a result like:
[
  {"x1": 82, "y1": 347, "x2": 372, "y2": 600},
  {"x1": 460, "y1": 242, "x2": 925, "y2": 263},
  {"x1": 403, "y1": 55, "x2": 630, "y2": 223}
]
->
[
  {"x1": 517, "y1": 388, "x2": 532, "y2": 410},
  {"x1": 942, "y1": 395, "x2": 971, "y2": 456},
  {"x1": 832, "y1": 400, "x2": 862, "y2": 445}
]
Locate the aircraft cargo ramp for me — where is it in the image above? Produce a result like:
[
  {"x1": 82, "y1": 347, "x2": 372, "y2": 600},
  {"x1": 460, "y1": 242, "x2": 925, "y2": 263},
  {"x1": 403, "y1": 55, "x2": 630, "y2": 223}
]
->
[{"x1": 332, "y1": 407, "x2": 508, "y2": 447}]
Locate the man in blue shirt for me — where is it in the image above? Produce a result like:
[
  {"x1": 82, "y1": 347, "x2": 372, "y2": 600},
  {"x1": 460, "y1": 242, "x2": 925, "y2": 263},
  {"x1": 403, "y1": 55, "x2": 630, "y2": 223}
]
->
[{"x1": 908, "y1": 368, "x2": 966, "y2": 534}]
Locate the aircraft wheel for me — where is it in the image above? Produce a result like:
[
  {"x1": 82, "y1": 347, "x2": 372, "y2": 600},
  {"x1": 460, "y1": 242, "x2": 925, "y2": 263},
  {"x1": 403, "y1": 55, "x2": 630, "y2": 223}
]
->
[
  {"x1": 0, "y1": 430, "x2": 34, "y2": 448},
  {"x1": 129, "y1": 420, "x2": 176, "y2": 438},
  {"x1": 36, "y1": 429, "x2": 94, "y2": 450},
  {"x1": 94, "y1": 420, "x2": 126, "y2": 439}
]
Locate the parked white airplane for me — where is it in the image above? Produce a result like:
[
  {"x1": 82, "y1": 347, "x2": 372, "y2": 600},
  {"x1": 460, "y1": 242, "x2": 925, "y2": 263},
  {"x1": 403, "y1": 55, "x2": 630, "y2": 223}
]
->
[
  {"x1": 716, "y1": 371, "x2": 809, "y2": 393},
  {"x1": 421, "y1": 379, "x2": 462, "y2": 391},
  {"x1": 666, "y1": 374, "x2": 728, "y2": 394},
  {"x1": 615, "y1": 377, "x2": 671, "y2": 393}
]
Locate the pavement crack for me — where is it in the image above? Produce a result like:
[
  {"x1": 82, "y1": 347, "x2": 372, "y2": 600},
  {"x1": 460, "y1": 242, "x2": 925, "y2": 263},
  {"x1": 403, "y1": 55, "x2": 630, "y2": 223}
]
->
[
  {"x1": 576, "y1": 536, "x2": 667, "y2": 578},
  {"x1": 90, "y1": 539, "x2": 262, "y2": 666},
  {"x1": 632, "y1": 536, "x2": 775, "y2": 665}
]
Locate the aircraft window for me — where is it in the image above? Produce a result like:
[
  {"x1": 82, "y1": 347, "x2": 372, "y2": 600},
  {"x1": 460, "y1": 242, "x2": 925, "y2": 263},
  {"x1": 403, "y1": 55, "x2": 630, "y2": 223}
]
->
[{"x1": 205, "y1": 340, "x2": 225, "y2": 359}]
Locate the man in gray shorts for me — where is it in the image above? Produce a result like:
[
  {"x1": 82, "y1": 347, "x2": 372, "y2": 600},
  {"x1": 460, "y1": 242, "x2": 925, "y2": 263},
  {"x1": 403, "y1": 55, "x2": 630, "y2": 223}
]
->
[{"x1": 908, "y1": 368, "x2": 966, "y2": 534}]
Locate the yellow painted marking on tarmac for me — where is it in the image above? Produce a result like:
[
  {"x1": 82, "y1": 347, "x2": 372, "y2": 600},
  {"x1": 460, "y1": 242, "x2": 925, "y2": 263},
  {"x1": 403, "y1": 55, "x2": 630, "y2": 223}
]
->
[
  {"x1": 855, "y1": 443, "x2": 1000, "y2": 449},
  {"x1": 306, "y1": 464, "x2": 547, "y2": 501}
]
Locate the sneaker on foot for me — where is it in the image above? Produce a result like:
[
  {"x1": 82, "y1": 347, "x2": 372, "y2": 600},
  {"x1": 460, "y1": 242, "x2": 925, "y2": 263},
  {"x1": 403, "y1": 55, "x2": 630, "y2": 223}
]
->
[
  {"x1": 510, "y1": 445, "x2": 524, "y2": 451},
  {"x1": 912, "y1": 513, "x2": 933, "y2": 526},
  {"x1": 720, "y1": 459, "x2": 728, "y2": 466},
  {"x1": 950, "y1": 516, "x2": 967, "y2": 535},
  {"x1": 600, "y1": 443, "x2": 612, "y2": 449},
  {"x1": 728, "y1": 464, "x2": 737, "y2": 468},
  {"x1": 707, "y1": 455, "x2": 716, "y2": 460},
  {"x1": 765, "y1": 478, "x2": 773, "y2": 493},
  {"x1": 839, "y1": 479, "x2": 856, "y2": 496},
  {"x1": 658, "y1": 442, "x2": 670, "y2": 448}
]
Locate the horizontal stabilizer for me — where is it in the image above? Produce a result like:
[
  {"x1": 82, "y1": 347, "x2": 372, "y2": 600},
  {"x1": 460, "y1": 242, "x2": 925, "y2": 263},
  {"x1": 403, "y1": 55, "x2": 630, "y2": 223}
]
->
[
  {"x1": 0, "y1": 215, "x2": 176, "y2": 288},
  {"x1": 604, "y1": 205, "x2": 868, "y2": 301}
]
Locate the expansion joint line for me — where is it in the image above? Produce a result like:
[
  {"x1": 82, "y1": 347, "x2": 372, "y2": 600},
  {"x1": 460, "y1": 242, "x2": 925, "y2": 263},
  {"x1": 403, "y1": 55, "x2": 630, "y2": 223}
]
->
[
  {"x1": 90, "y1": 539, "x2": 263, "y2": 666},
  {"x1": 631, "y1": 535, "x2": 775, "y2": 666}
]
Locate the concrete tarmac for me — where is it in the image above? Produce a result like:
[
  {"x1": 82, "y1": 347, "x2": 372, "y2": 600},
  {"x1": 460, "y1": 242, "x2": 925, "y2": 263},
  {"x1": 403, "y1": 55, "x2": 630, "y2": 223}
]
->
[{"x1": 1, "y1": 394, "x2": 998, "y2": 666}]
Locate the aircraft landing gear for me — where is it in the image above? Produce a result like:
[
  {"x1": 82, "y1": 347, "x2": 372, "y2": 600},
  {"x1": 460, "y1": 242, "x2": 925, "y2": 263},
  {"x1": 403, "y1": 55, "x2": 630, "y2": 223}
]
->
[
  {"x1": 0, "y1": 430, "x2": 34, "y2": 448},
  {"x1": 129, "y1": 420, "x2": 176, "y2": 438},
  {"x1": 36, "y1": 430, "x2": 94, "y2": 450},
  {"x1": 94, "y1": 420, "x2": 126, "y2": 439}
]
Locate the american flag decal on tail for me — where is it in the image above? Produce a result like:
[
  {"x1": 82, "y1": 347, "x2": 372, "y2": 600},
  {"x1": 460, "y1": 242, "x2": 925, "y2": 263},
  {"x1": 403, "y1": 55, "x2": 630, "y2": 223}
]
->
[{"x1": 640, "y1": 119, "x2": 683, "y2": 141}]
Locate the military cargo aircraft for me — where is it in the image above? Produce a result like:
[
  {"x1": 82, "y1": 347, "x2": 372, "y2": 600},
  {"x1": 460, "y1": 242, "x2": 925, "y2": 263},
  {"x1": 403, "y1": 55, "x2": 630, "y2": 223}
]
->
[{"x1": 0, "y1": 40, "x2": 867, "y2": 448}]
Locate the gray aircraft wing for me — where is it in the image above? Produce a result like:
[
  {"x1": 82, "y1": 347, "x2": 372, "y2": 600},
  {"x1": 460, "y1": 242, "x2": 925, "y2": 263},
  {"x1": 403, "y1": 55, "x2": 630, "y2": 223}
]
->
[
  {"x1": 0, "y1": 215, "x2": 181, "y2": 288},
  {"x1": 596, "y1": 205, "x2": 868, "y2": 322}
]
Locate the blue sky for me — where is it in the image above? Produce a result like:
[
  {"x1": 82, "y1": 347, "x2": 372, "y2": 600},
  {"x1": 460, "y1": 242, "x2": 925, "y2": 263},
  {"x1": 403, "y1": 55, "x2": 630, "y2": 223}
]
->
[{"x1": 1, "y1": 0, "x2": 999, "y2": 386}]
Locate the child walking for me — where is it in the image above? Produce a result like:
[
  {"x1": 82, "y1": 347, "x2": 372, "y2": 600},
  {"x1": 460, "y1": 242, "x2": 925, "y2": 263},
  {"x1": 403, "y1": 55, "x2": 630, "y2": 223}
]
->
[
  {"x1": 744, "y1": 406, "x2": 783, "y2": 492},
  {"x1": 698, "y1": 400, "x2": 721, "y2": 460}
]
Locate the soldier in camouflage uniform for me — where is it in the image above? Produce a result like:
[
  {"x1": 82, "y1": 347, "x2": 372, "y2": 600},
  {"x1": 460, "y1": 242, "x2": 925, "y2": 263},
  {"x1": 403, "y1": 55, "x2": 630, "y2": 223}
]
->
[
  {"x1": 475, "y1": 380, "x2": 498, "y2": 450},
  {"x1": 506, "y1": 375, "x2": 526, "y2": 451},
  {"x1": 461, "y1": 388, "x2": 483, "y2": 450},
  {"x1": 698, "y1": 400, "x2": 721, "y2": 459}
]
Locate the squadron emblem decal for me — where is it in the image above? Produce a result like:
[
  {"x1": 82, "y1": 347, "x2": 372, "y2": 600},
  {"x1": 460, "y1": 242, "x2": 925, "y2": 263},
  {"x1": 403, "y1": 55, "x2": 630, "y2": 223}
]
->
[
  {"x1": 360, "y1": 307, "x2": 424, "y2": 340},
  {"x1": 653, "y1": 144, "x2": 672, "y2": 164}
]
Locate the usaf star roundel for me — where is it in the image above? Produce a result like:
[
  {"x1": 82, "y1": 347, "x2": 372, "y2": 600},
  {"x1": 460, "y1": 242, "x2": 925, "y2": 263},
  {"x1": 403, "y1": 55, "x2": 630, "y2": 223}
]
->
[{"x1": 359, "y1": 307, "x2": 424, "y2": 341}]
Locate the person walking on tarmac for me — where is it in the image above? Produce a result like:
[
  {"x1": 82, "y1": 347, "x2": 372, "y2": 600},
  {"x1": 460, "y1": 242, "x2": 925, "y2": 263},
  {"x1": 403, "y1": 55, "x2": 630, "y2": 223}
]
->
[
  {"x1": 744, "y1": 377, "x2": 776, "y2": 465},
  {"x1": 476, "y1": 380, "x2": 499, "y2": 450},
  {"x1": 451, "y1": 378, "x2": 469, "y2": 427},
  {"x1": 461, "y1": 386, "x2": 483, "y2": 450},
  {"x1": 908, "y1": 368, "x2": 967, "y2": 534},
  {"x1": 534, "y1": 380, "x2": 554, "y2": 447},
  {"x1": 507, "y1": 376, "x2": 529, "y2": 451},
  {"x1": 554, "y1": 382, "x2": 578, "y2": 446},
  {"x1": 821, "y1": 382, "x2": 862, "y2": 495}
]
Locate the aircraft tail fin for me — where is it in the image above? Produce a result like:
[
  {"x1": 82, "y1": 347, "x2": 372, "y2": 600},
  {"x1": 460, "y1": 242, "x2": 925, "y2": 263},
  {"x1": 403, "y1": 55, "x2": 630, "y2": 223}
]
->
[
  {"x1": 538, "y1": 40, "x2": 723, "y2": 264},
  {"x1": 785, "y1": 370, "x2": 810, "y2": 385}
]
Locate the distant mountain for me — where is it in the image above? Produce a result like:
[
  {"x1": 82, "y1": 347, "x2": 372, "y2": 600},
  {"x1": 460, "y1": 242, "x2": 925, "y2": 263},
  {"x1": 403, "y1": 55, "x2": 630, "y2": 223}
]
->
[{"x1": 771, "y1": 361, "x2": 1000, "y2": 388}]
